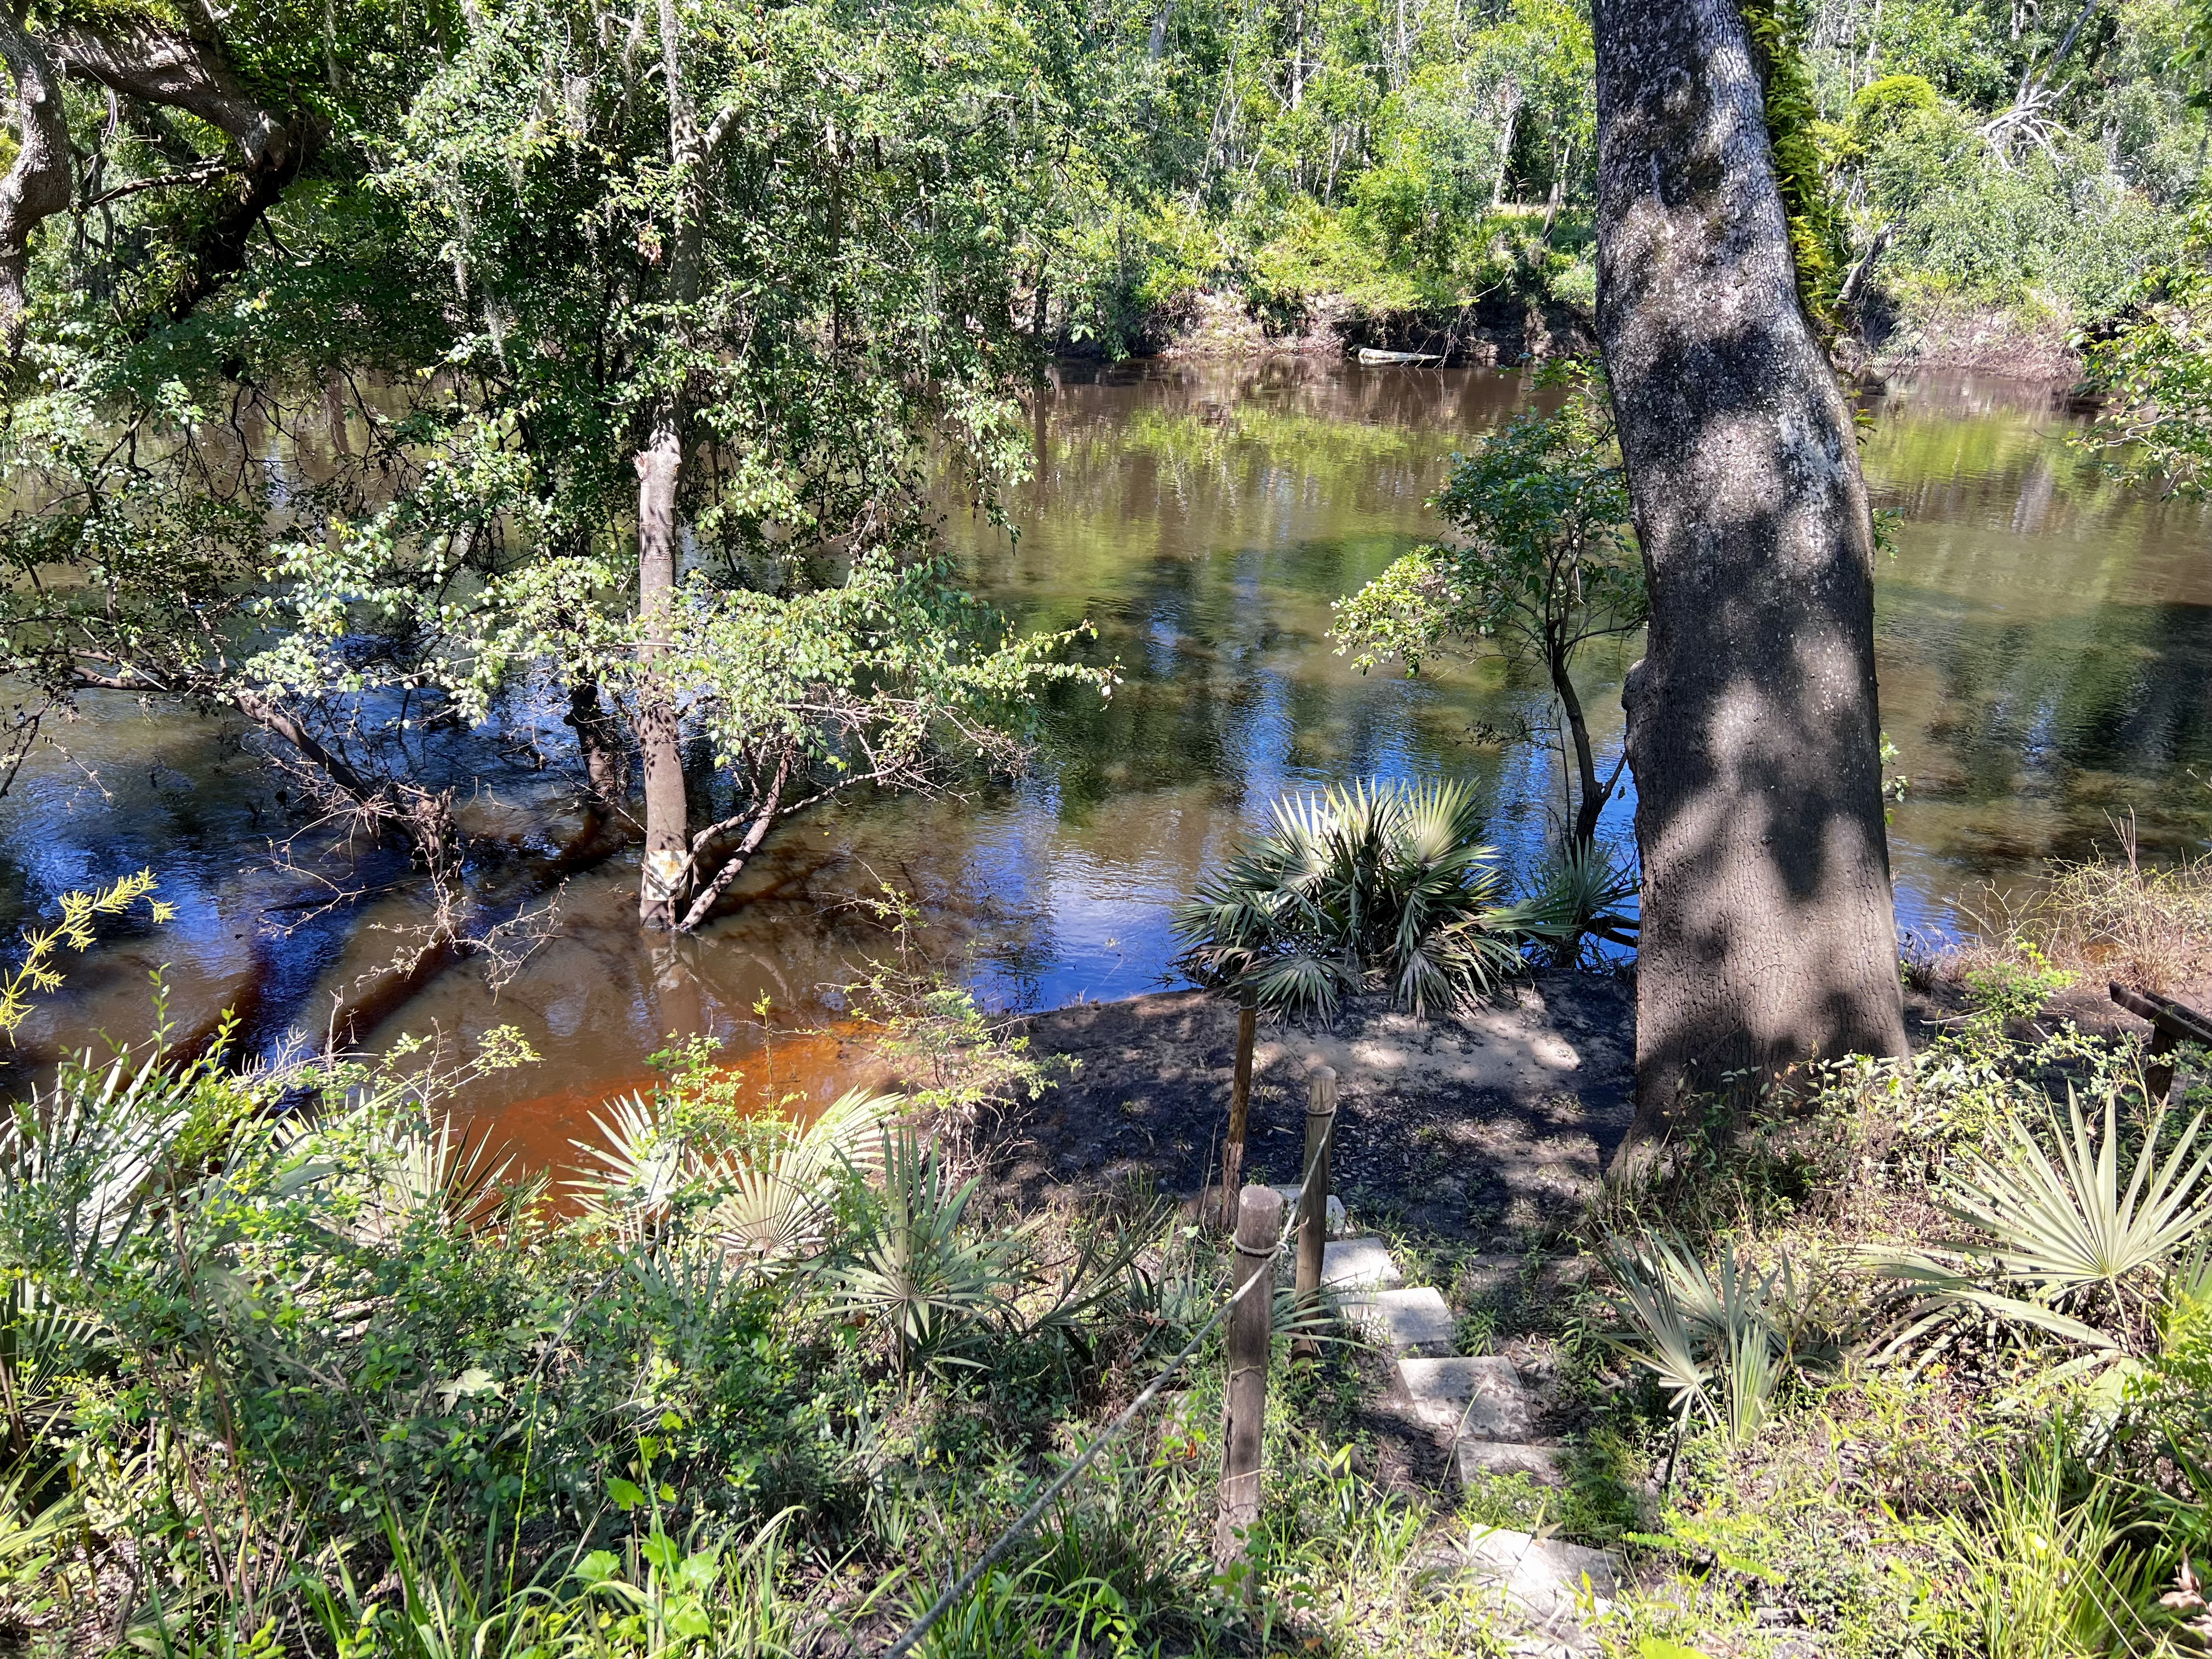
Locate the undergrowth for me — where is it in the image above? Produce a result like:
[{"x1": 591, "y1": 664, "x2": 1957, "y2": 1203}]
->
[
  {"x1": 3, "y1": 871, "x2": 2209, "y2": 1656},
  {"x1": 1939, "y1": 824, "x2": 2212, "y2": 997}
]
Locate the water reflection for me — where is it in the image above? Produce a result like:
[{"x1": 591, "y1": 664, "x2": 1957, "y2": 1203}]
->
[
  {"x1": 0, "y1": 362, "x2": 2204, "y2": 1141},
  {"x1": 1862, "y1": 374, "x2": 2212, "y2": 929}
]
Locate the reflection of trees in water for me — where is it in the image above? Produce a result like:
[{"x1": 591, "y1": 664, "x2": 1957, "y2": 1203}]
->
[
  {"x1": 1865, "y1": 399, "x2": 2174, "y2": 544},
  {"x1": 1024, "y1": 524, "x2": 1542, "y2": 829},
  {"x1": 979, "y1": 365, "x2": 1537, "y2": 608},
  {"x1": 1907, "y1": 599, "x2": 2212, "y2": 857}
]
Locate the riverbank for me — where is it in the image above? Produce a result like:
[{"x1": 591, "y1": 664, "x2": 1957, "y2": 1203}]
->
[
  {"x1": 1134, "y1": 284, "x2": 2086, "y2": 383},
  {"x1": 1850, "y1": 286, "x2": 2086, "y2": 382},
  {"x1": 974, "y1": 940, "x2": 2199, "y2": 1233},
  {"x1": 1148, "y1": 286, "x2": 1598, "y2": 368},
  {"x1": 989, "y1": 975, "x2": 1636, "y2": 1237},
  {"x1": 4, "y1": 885, "x2": 2205, "y2": 1651}
]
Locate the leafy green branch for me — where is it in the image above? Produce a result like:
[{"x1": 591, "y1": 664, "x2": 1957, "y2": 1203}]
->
[{"x1": 0, "y1": 868, "x2": 176, "y2": 1042}]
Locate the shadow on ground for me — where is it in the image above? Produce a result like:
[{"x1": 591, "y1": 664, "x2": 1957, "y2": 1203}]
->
[{"x1": 984, "y1": 972, "x2": 1636, "y2": 1242}]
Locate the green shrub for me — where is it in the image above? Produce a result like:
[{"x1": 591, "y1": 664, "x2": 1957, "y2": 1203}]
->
[{"x1": 1963, "y1": 942, "x2": 2079, "y2": 1023}]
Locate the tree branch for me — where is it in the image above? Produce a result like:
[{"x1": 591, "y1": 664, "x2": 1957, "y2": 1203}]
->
[
  {"x1": 674, "y1": 744, "x2": 793, "y2": 933},
  {"x1": 83, "y1": 160, "x2": 226, "y2": 208},
  {"x1": 48, "y1": 21, "x2": 286, "y2": 162},
  {"x1": 0, "y1": 9, "x2": 72, "y2": 362},
  {"x1": 48, "y1": 20, "x2": 322, "y2": 318}
]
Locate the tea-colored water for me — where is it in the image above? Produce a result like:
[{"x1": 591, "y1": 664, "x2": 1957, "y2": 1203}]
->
[{"x1": 3, "y1": 361, "x2": 2204, "y2": 1142}]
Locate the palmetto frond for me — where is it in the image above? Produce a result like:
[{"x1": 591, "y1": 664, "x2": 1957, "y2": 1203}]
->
[
  {"x1": 1171, "y1": 775, "x2": 1532, "y2": 1023},
  {"x1": 706, "y1": 1087, "x2": 899, "y2": 1272},
  {"x1": 1958, "y1": 1090, "x2": 2212, "y2": 1293},
  {"x1": 1521, "y1": 840, "x2": 1640, "y2": 964},
  {"x1": 569, "y1": 1092, "x2": 691, "y2": 1244},
  {"x1": 0, "y1": 1053, "x2": 197, "y2": 1274},
  {"x1": 1246, "y1": 953, "x2": 1359, "y2": 1024},
  {"x1": 1872, "y1": 1087, "x2": 2212, "y2": 1361},
  {"x1": 1395, "y1": 776, "x2": 1489, "y2": 870},
  {"x1": 351, "y1": 1116, "x2": 512, "y2": 1246},
  {"x1": 1600, "y1": 1242, "x2": 1710, "y2": 1426},
  {"x1": 822, "y1": 1127, "x2": 1027, "y2": 1374},
  {"x1": 575, "y1": 1081, "x2": 903, "y2": 1267},
  {"x1": 1604, "y1": 1229, "x2": 1801, "y2": 1446}
]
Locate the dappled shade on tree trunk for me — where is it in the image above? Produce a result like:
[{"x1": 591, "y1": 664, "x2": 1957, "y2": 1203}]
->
[{"x1": 1592, "y1": 0, "x2": 1908, "y2": 1158}]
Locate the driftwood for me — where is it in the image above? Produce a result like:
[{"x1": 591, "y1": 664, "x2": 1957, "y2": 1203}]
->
[{"x1": 2108, "y1": 981, "x2": 2212, "y2": 1102}]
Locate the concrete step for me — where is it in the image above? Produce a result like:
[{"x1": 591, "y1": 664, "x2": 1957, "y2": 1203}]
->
[
  {"x1": 1399, "y1": 1354, "x2": 1537, "y2": 1439},
  {"x1": 1455, "y1": 1440, "x2": 1566, "y2": 1488},
  {"x1": 1269, "y1": 1184, "x2": 1349, "y2": 1236},
  {"x1": 1336, "y1": 1286, "x2": 1455, "y2": 1356},
  {"x1": 1320, "y1": 1236, "x2": 1402, "y2": 1291},
  {"x1": 1458, "y1": 1527, "x2": 1623, "y2": 1636}
]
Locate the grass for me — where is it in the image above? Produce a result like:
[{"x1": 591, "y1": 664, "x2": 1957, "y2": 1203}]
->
[
  {"x1": 1939, "y1": 823, "x2": 2212, "y2": 998},
  {"x1": 3, "y1": 861, "x2": 2210, "y2": 1656}
]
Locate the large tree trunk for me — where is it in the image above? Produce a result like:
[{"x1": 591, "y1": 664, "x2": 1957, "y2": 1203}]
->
[
  {"x1": 633, "y1": 0, "x2": 708, "y2": 930},
  {"x1": 0, "y1": 9, "x2": 71, "y2": 362},
  {"x1": 1592, "y1": 0, "x2": 1908, "y2": 1165}
]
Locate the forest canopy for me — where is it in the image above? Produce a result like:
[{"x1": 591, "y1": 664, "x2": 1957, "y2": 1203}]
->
[{"x1": 0, "y1": 0, "x2": 2202, "y2": 935}]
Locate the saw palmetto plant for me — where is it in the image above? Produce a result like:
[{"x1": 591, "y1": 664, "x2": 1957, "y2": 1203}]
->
[
  {"x1": 570, "y1": 1092, "x2": 697, "y2": 1249},
  {"x1": 347, "y1": 1115, "x2": 517, "y2": 1247},
  {"x1": 822, "y1": 1128, "x2": 1030, "y2": 1376},
  {"x1": 0, "y1": 1051, "x2": 199, "y2": 1280},
  {"x1": 1873, "y1": 1088, "x2": 2212, "y2": 1366},
  {"x1": 1171, "y1": 776, "x2": 1531, "y2": 1024},
  {"x1": 1520, "y1": 839, "x2": 1640, "y2": 968},
  {"x1": 706, "y1": 1087, "x2": 897, "y2": 1272},
  {"x1": 574, "y1": 1084, "x2": 901, "y2": 1269},
  {"x1": 1602, "y1": 1229, "x2": 1807, "y2": 1466}
]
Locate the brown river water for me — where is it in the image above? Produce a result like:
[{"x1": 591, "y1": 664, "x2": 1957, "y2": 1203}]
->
[{"x1": 3, "y1": 361, "x2": 2207, "y2": 1150}]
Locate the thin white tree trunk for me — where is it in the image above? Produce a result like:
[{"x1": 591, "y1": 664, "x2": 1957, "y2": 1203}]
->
[{"x1": 635, "y1": 0, "x2": 707, "y2": 929}]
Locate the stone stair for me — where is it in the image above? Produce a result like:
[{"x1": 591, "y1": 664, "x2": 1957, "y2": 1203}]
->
[{"x1": 1317, "y1": 1234, "x2": 1624, "y2": 1652}]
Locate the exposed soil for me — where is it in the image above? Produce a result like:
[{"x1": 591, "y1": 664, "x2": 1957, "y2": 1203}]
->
[
  {"x1": 1846, "y1": 289, "x2": 2085, "y2": 382},
  {"x1": 981, "y1": 972, "x2": 1636, "y2": 1243},
  {"x1": 978, "y1": 967, "x2": 2208, "y2": 1527},
  {"x1": 981, "y1": 964, "x2": 2207, "y2": 1234}
]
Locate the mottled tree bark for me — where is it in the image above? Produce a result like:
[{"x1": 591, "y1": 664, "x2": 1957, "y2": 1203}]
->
[
  {"x1": 0, "y1": 10, "x2": 71, "y2": 361},
  {"x1": 1592, "y1": 0, "x2": 1908, "y2": 1163}
]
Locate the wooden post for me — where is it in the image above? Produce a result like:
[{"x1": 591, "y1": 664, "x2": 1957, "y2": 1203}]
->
[
  {"x1": 1215, "y1": 1183, "x2": 1282, "y2": 1579},
  {"x1": 1217, "y1": 984, "x2": 1259, "y2": 1229},
  {"x1": 2110, "y1": 980, "x2": 2212, "y2": 1103},
  {"x1": 1291, "y1": 1066, "x2": 1336, "y2": 1362}
]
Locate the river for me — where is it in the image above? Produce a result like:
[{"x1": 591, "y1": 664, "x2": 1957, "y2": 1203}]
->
[{"x1": 3, "y1": 361, "x2": 2205, "y2": 1149}]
